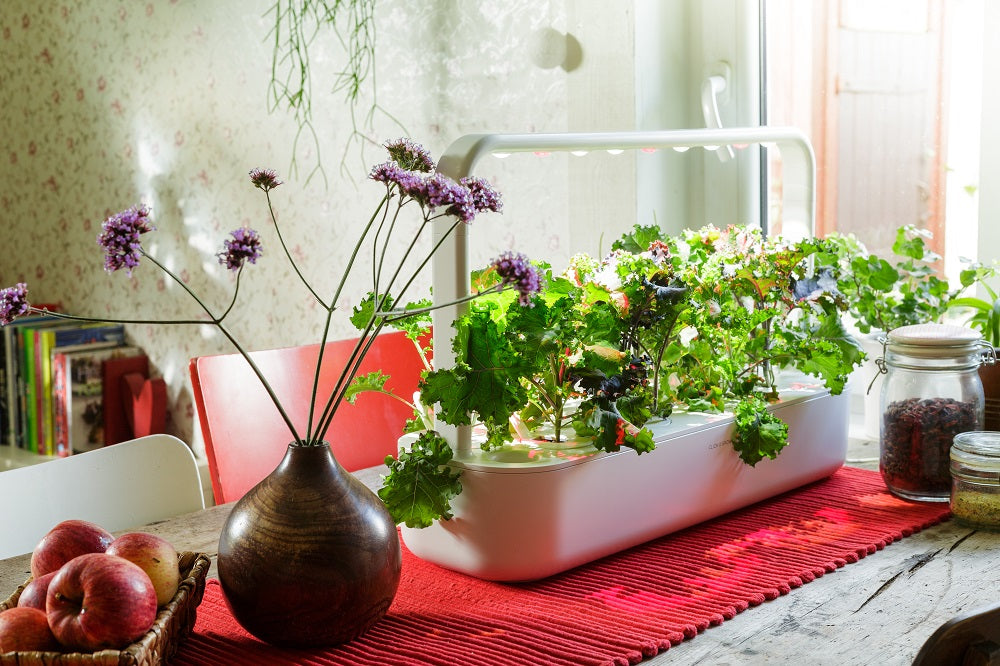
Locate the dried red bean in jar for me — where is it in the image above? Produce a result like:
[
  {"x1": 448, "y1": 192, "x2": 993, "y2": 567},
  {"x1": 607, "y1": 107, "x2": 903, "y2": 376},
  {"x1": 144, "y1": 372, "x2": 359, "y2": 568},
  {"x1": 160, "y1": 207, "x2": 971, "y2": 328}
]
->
[
  {"x1": 878, "y1": 324, "x2": 986, "y2": 503},
  {"x1": 881, "y1": 397, "x2": 978, "y2": 498}
]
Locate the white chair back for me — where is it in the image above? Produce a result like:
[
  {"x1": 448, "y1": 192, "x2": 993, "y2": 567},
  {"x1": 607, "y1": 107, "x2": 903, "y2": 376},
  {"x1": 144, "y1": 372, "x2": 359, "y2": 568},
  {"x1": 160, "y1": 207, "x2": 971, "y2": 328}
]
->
[{"x1": 0, "y1": 434, "x2": 205, "y2": 559}]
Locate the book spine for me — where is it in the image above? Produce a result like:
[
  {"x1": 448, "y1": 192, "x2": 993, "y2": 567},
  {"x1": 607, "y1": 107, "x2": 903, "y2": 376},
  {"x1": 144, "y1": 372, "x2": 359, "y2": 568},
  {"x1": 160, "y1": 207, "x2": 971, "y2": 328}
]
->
[
  {"x1": 2, "y1": 327, "x2": 14, "y2": 448},
  {"x1": 0, "y1": 329, "x2": 7, "y2": 447},
  {"x1": 52, "y1": 352, "x2": 70, "y2": 457},
  {"x1": 21, "y1": 328, "x2": 37, "y2": 453},
  {"x1": 39, "y1": 329, "x2": 56, "y2": 456}
]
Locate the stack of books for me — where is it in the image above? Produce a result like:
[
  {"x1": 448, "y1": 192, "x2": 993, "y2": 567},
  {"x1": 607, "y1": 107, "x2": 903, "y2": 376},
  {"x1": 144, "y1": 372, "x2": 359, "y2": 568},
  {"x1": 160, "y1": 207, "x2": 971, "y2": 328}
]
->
[{"x1": 1, "y1": 316, "x2": 151, "y2": 457}]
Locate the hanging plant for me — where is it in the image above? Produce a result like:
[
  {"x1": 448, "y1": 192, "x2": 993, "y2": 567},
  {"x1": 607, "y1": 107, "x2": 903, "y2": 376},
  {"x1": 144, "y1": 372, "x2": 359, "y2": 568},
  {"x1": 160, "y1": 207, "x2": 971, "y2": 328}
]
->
[{"x1": 267, "y1": 0, "x2": 400, "y2": 183}]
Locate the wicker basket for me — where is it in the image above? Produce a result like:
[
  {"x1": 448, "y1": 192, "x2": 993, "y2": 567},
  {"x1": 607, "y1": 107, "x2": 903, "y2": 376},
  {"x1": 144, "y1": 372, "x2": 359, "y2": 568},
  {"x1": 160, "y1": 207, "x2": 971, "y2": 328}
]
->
[{"x1": 0, "y1": 551, "x2": 210, "y2": 666}]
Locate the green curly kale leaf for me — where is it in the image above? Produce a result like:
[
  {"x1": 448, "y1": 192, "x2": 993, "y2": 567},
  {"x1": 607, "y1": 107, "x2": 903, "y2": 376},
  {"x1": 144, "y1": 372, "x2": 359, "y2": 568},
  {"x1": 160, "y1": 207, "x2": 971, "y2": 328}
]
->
[
  {"x1": 732, "y1": 396, "x2": 789, "y2": 466},
  {"x1": 612, "y1": 224, "x2": 667, "y2": 254},
  {"x1": 378, "y1": 432, "x2": 461, "y2": 528},
  {"x1": 350, "y1": 291, "x2": 432, "y2": 338},
  {"x1": 572, "y1": 396, "x2": 656, "y2": 454},
  {"x1": 344, "y1": 370, "x2": 391, "y2": 404}
]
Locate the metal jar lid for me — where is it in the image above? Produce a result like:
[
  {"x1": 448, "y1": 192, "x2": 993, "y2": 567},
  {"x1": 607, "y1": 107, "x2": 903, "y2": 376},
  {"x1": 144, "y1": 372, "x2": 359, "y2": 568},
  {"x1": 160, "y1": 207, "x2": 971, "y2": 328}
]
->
[
  {"x1": 952, "y1": 431, "x2": 1000, "y2": 461},
  {"x1": 886, "y1": 323, "x2": 984, "y2": 361},
  {"x1": 951, "y1": 431, "x2": 1000, "y2": 485}
]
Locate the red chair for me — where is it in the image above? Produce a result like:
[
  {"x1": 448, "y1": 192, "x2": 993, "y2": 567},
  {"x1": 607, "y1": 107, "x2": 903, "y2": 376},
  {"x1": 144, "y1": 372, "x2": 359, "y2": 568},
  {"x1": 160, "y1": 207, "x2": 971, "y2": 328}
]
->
[{"x1": 189, "y1": 331, "x2": 425, "y2": 504}]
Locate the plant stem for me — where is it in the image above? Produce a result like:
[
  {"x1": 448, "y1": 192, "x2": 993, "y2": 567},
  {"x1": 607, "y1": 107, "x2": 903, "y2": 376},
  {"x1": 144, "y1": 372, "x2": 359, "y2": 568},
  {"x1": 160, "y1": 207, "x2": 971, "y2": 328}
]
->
[
  {"x1": 390, "y1": 216, "x2": 461, "y2": 307},
  {"x1": 376, "y1": 285, "x2": 504, "y2": 321},
  {"x1": 303, "y1": 190, "x2": 390, "y2": 440},
  {"x1": 142, "y1": 252, "x2": 303, "y2": 443},
  {"x1": 313, "y1": 319, "x2": 385, "y2": 441},
  {"x1": 330, "y1": 191, "x2": 391, "y2": 310},
  {"x1": 265, "y1": 189, "x2": 328, "y2": 308}
]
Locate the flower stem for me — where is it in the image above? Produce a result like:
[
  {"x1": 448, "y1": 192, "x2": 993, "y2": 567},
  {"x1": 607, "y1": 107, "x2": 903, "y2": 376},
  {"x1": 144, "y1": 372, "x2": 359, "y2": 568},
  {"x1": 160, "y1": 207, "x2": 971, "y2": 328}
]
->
[
  {"x1": 331, "y1": 190, "x2": 390, "y2": 311},
  {"x1": 306, "y1": 312, "x2": 335, "y2": 442},
  {"x1": 312, "y1": 318, "x2": 385, "y2": 441},
  {"x1": 305, "y1": 190, "x2": 392, "y2": 443},
  {"x1": 265, "y1": 190, "x2": 329, "y2": 309},
  {"x1": 390, "y1": 217, "x2": 461, "y2": 307},
  {"x1": 27, "y1": 308, "x2": 208, "y2": 327},
  {"x1": 376, "y1": 284, "x2": 504, "y2": 321},
  {"x1": 142, "y1": 251, "x2": 303, "y2": 443}
]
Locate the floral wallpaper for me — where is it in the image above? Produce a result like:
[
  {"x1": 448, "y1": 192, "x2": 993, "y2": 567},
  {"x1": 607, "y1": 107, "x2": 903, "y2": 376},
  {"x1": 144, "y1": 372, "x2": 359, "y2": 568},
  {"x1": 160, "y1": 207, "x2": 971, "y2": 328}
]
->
[{"x1": 0, "y1": 0, "x2": 636, "y2": 458}]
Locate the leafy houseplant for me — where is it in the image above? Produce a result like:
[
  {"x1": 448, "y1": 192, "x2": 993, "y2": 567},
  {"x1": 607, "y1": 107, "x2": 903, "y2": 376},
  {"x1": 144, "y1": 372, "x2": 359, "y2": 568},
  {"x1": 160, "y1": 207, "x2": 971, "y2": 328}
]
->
[
  {"x1": 950, "y1": 262, "x2": 1000, "y2": 348},
  {"x1": 825, "y1": 225, "x2": 957, "y2": 335},
  {"x1": 380, "y1": 222, "x2": 864, "y2": 528},
  {"x1": 378, "y1": 240, "x2": 687, "y2": 528},
  {"x1": 0, "y1": 138, "x2": 540, "y2": 647},
  {"x1": 948, "y1": 261, "x2": 1000, "y2": 430},
  {"x1": 626, "y1": 224, "x2": 863, "y2": 465},
  {"x1": 418, "y1": 264, "x2": 674, "y2": 455}
]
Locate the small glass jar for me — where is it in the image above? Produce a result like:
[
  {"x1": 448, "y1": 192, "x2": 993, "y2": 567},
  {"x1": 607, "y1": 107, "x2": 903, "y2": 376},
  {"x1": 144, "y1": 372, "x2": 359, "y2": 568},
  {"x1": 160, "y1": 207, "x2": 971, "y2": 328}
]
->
[
  {"x1": 950, "y1": 431, "x2": 1000, "y2": 530},
  {"x1": 879, "y1": 324, "x2": 986, "y2": 502}
]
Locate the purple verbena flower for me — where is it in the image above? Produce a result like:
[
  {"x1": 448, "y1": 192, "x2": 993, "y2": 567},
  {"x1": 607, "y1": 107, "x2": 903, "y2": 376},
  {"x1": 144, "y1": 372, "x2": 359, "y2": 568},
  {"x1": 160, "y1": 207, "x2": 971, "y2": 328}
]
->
[
  {"x1": 384, "y1": 138, "x2": 435, "y2": 173},
  {"x1": 493, "y1": 251, "x2": 542, "y2": 306},
  {"x1": 98, "y1": 205, "x2": 154, "y2": 275},
  {"x1": 249, "y1": 168, "x2": 282, "y2": 192},
  {"x1": 369, "y1": 162, "x2": 427, "y2": 199},
  {"x1": 369, "y1": 161, "x2": 405, "y2": 184},
  {"x1": 218, "y1": 227, "x2": 263, "y2": 271},
  {"x1": 421, "y1": 173, "x2": 475, "y2": 222},
  {"x1": 461, "y1": 177, "x2": 503, "y2": 214},
  {"x1": 0, "y1": 282, "x2": 29, "y2": 325}
]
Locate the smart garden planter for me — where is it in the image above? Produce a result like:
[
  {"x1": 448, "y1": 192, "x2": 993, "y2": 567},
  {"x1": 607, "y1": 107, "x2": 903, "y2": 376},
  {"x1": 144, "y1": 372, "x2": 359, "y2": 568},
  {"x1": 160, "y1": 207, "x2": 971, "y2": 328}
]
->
[
  {"x1": 401, "y1": 379, "x2": 848, "y2": 581},
  {"x1": 401, "y1": 128, "x2": 838, "y2": 581}
]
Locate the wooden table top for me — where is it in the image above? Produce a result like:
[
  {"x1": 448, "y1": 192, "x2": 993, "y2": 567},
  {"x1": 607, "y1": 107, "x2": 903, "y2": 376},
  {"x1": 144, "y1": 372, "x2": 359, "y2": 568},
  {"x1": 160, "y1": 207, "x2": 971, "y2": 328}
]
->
[{"x1": 2, "y1": 453, "x2": 996, "y2": 665}]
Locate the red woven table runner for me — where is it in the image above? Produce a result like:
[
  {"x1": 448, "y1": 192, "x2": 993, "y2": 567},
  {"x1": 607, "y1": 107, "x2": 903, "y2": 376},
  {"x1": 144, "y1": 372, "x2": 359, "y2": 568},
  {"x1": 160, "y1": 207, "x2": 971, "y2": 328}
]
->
[{"x1": 174, "y1": 467, "x2": 951, "y2": 666}]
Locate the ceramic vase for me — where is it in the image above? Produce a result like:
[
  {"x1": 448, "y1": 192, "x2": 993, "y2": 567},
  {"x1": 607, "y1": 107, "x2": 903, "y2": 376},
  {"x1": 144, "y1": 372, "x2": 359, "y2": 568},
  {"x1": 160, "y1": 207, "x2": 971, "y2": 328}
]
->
[
  {"x1": 980, "y1": 362, "x2": 1000, "y2": 431},
  {"x1": 217, "y1": 442, "x2": 401, "y2": 647}
]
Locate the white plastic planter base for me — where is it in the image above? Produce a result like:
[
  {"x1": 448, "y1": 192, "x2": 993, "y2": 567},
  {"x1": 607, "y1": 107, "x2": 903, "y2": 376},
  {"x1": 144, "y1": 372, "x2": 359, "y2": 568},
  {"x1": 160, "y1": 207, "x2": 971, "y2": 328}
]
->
[{"x1": 400, "y1": 385, "x2": 849, "y2": 582}]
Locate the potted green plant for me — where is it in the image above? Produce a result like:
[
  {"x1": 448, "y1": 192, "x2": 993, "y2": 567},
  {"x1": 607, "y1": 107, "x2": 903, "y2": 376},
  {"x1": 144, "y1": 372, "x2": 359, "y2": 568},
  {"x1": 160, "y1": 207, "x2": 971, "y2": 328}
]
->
[
  {"x1": 375, "y1": 221, "x2": 864, "y2": 581},
  {"x1": 613, "y1": 223, "x2": 862, "y2": 465},
  {"x1": 373, "y1": 252, "x2": 681, "y2": 528},
  {"x1": 417, "y1": 249, "x2": 690, "y2": 452},
  {"x1": 824, "y1": 225, "x2": 958, "y2": 438},
  {"x1": 827, "y1": 225, "x2": 956, "y2": 335},
  {"x1": 949, "y1": 261, "x2": 1000, "y2": 429}
]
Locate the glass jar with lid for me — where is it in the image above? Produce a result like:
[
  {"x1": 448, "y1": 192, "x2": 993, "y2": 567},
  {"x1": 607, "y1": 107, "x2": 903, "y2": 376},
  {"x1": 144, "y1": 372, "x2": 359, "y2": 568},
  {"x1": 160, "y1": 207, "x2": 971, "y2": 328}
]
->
[
  {"x1": 879, "y1": 323, "x2": 987, "y2": 502},
  {"x1": 951, "y1": 431, "x2": 1000, "y2": 530}
]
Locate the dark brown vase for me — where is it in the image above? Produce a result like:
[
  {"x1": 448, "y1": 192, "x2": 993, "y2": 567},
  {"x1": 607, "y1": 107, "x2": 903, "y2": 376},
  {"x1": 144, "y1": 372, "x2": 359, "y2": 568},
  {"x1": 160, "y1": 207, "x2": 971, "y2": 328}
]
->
[
  {"x1": 980, "y1": 362, "x2": 1000, "y2": 431},
  {"x1": 217, "y1": 442, "x2": 401, "y2": 647}
]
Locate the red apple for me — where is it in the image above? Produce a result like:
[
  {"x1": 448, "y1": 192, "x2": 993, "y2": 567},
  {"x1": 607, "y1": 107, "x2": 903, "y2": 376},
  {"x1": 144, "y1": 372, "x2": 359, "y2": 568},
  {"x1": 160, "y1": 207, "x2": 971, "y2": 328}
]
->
[
  {"x1": 46, "y1": 553, "x2": 157, "y2": 651},
  {"x1": 31, "y1": 519, "x2": 114, "y2": 578},
  {"x1": 0, "y1": 607, "x2": 61, "y2": 652},
  {"x1": 106, "y1": 532, "x2": 181, "y2": 606},
  {"x1": 16, "y1": 571, "x2": 56, "y2": 611}
]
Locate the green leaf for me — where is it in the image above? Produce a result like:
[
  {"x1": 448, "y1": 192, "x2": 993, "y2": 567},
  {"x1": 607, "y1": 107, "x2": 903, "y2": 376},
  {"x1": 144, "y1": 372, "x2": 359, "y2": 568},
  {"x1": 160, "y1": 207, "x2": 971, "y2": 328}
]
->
[
  {"x1": 344, "y1": 370, "x2": 391, "y2": 404},
  {"x1": 572, "y1": 396, "x2": 656, "y2": 454},
  {"x1": 350, "y1": 292, "x2": 389, "y2": 330},
  {"x1": 612, "y1": 224, "x2": 666, "y2": 254},
  {"x1": 864, "y1": 257, "x2": 899, "y2": 292},
  {"x1": 419, "y1": 305, "x2": 534, "y2": 433},
  {"x1": 378, "y1": 432, "x2": 462, "y2": 528},
  {"x1": 891, "y1": 225, "x2": 937, "y2": 261},
  {"x1": 731, "y1": 396, "x2": 789, "y2": 466},
  {"x1": 392, "y1": 298, "x2": 433, "y2": 340}
]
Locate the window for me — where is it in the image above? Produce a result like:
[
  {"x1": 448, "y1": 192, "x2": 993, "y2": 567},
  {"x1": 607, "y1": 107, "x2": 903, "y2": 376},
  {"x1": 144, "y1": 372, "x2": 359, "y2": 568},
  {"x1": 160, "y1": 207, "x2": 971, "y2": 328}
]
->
[
  {"x1": 635, "y1": 0, "x2": 992, "y2": 282},
  {"x1": 766, "y1": 0, "x2": 986, "y2": 280}
]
